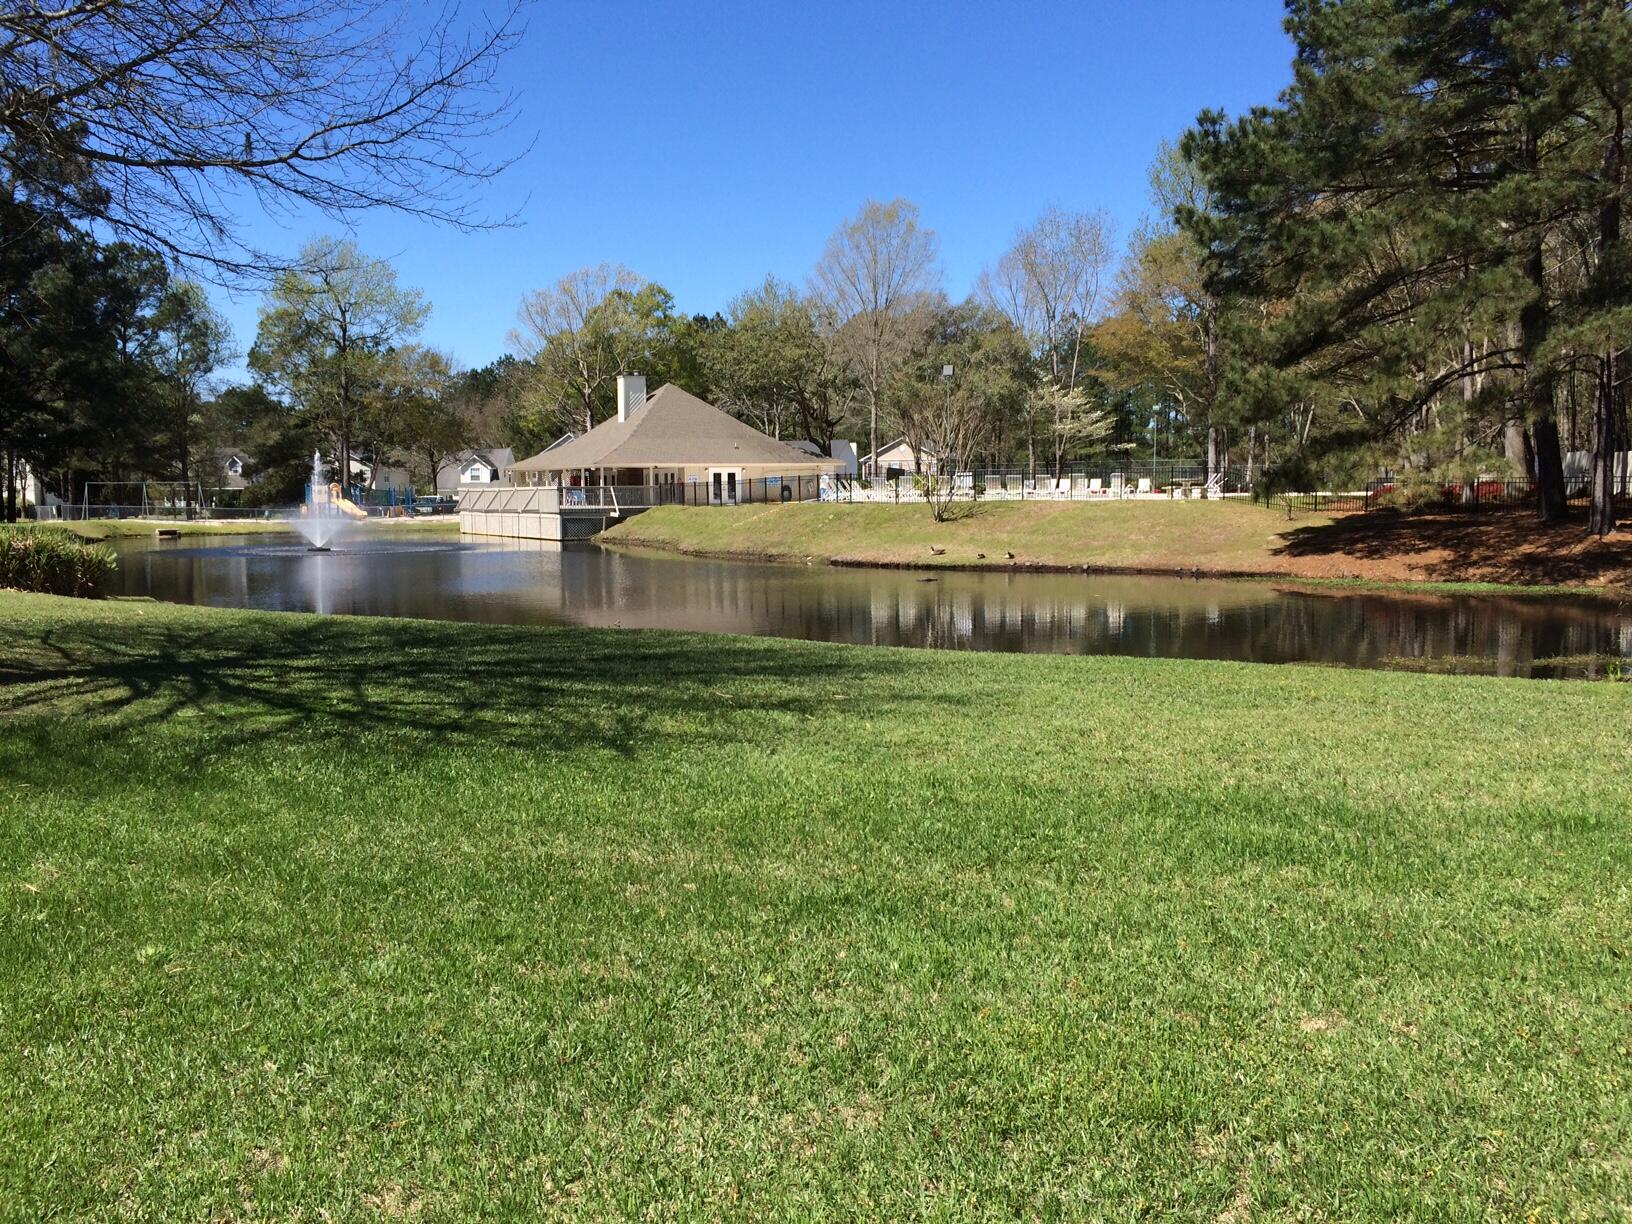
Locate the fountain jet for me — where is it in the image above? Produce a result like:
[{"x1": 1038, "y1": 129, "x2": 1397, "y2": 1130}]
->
[{"x1": 289, "y1": 451, "x2": 354, "y2": 551}]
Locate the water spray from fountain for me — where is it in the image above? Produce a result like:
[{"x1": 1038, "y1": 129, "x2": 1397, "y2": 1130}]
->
[{"x1": 289, "y1": 451, "x2": 361, "y2": 551}]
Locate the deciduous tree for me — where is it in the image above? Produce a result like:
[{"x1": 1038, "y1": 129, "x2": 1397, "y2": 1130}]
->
[
  {"x1": 249, "y1": 236, "x2": 428, "y2": 486},
  {"x1": 150, "y1": 283, "x2": 233, "y2": 515},
  {"x1": 977, "y1": 206, "x2": 1114, "y2": 475},
  {"x1": 510, "y1": 265, "x2": 680, "y2": 435},
  {"x1": 701, "y1": 277, "x2": 856, "y2": 447},
  {"x1": 812, "y1": 199, "x2": 941, "y2": 474},
  {"x1": 0, "y1": 1, "x2": 527, "y2": 275}
]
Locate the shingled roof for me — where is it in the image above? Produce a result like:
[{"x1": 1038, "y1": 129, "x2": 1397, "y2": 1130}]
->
[{"x1": 509, "y1": 384, "x2": 839, "y2": 473}]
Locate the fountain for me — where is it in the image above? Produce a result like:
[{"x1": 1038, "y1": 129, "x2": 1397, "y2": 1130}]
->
[{"x1": 290, "y1": 451, "x2": 357, "y2": 551}]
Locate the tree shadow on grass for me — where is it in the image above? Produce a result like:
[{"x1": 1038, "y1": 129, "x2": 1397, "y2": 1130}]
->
[
  {"x1": 929, "y1": 502, "x2": 992, "y2": 525},
  {"x1": 1273, "y1": 507, "x2": 1632, "y2": 585},
  {"x1": 0, "y1": 612, "x2": 920, "y2": 769}
]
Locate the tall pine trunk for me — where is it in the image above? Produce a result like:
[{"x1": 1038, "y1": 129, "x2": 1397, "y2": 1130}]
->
[
  {"x1": 1511, "y1": 113, "x2": 1567, "y2": 522},
  {"x1": 1589, "y1": 352, "x2": 1619, "y2": 536},
  {"x1": 1520, "y1": 235, "x2": 1566, "y2": 521},
  {"x1": 1589, "y1": 107, "x2": 1624, "y2": 538},
  {"x1": 1503, "y1": 417, "x2": 1532, "y2": 475}
]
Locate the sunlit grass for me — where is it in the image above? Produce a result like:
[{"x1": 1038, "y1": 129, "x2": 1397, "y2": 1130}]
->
[
  {"x1": 18, "y1": 516, "x2": 460, "y2": 540},
  {"x1": 1, "y1": 593, "x2": 1629, "y2": 1219},
  {"x1": 603, "y1": 500, "x2": 1330, "y2": 573},
  {"x1": 601, "y1": 501, "x2": 1632, "y2": 593}
]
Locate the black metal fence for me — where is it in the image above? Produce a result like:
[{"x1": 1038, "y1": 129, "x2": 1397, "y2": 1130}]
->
[
  {"x1": 1273, "y1": 478, "x2": 1632, "y2": 518},
  {"x1": 1363, "y1": 478, "x2": 1601, "y2": 510},
  {"x1": 1274, "y1": 491, "x2": 1372, "y2": 515}
]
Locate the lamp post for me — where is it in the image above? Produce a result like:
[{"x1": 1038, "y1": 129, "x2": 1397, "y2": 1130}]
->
[{"x1": 940, "y1": 364, "x2": 953, "y2": 479}]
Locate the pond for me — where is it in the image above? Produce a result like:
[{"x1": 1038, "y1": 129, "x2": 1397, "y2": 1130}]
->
[{"x1": 105, "y1": 534, "x2": 1632, "y2": 678}]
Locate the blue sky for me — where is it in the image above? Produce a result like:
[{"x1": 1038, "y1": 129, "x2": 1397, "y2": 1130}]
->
[{"x1": 213, "y1": 0, "x2": 1295, "y2": 379}]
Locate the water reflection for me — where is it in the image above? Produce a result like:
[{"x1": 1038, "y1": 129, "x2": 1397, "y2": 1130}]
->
[{"x1": 106, "y1": 536, "x2": 1632, "y2": 678}]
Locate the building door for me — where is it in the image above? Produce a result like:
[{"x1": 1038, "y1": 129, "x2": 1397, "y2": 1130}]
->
[{"x1": 709, "y1": 468, "x2": 741, "y2": 506}]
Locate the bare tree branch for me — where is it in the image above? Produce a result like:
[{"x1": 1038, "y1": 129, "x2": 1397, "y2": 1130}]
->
[{"x1": 0, "y1": 0, "x2": 531, "y2": 279}]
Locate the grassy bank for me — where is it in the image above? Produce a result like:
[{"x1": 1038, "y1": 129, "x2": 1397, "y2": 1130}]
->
[
  {"x1": 38, "y1": 517, "x2": 295, "y2": 539},
  {"x1": 19, "y1": 516, "x2": 461, "y2": 540},
  {"x1": 604, "y1": 500, "x2": 1307, "y2": 573},
  {"x1": 602, "y1": 500, "x2": 1632, "y2": 590},
  {"x1": 2, "y1": 594, "x2": 1630, "y2": 1218}
]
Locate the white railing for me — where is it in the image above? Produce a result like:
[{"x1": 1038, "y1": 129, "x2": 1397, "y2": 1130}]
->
[
  {"x1": 459, "y1": 487, "x2": 559, "y2": 513},
  {"x1": 459, "y1": 485, "x2": 676, "y2": 514}
]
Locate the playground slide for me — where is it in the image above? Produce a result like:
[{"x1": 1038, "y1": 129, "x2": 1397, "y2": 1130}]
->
[{"x1": 331, "y1": 496, "x2": 369, "y2": 520}]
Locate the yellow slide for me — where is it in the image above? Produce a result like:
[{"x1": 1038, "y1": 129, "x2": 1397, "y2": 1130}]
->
[{"x1": 327, "y1": 483, "x2": 369, "y2": 519}]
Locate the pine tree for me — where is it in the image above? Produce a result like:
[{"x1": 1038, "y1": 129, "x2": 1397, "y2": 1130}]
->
[{"x1": 1185, "y1": 0, "x2": 1630, "y2": 528}]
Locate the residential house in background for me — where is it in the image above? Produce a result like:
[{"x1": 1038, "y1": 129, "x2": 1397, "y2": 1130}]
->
[
  {"x1": 859, "y1": 436, "x2": 938, "y2": 479},
  {"x1": 208, "y1": 448, "x2": 251, "y2": 491},
  {"x1": 436, "y1": 448, "x2": 515, "y2": 494},
  {"x1": 788, "y1": 438, "x2": 858, "y2": 475}
]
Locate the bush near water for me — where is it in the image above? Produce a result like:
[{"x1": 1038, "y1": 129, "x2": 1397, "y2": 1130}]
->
[{"x1": 0, "y1": 527, "x2": 116, "y2": 596}]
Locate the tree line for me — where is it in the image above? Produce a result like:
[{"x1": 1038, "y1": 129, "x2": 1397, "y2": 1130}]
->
[
  {"x1": 489, "y1": 198, "x2": 1155, "y2": 483},
  {"x1": 1, "y1": 0, "x2": 522, "y2": 518},
  {"x1": 1183, "y1": 0, "x2": 1631, "y2": 534},
  {"x1": 3, "y1": 1, "x2": 1626, "y2": 534}
]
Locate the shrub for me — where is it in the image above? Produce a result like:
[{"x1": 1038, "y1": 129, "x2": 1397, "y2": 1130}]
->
[{"x1": 0, "y1": 527, "x2": 117, "y2": 596}]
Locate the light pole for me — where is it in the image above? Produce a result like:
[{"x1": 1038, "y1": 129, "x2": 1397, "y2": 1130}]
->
[{"x1": 940, "y1": 364, "x2": 953, "y2": 482}]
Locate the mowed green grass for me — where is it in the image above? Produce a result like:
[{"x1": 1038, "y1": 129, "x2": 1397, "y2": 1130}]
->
[
  {"x1": 30, "y1": 517, "x2": 462, "y2": 540},
  {"x1": 1, "y1": 594, "x2": 1630, "y2": 1220},
  {"x1": 602, "y1": 500, "x2": 1325, "y2": 574}
]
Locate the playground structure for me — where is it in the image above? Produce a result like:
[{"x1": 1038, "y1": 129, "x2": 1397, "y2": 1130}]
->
[
  {"x1": 292, "y1": 453, "x2": 362, "y2": 549},
  {"x1": 301, "y1": 480, "x2": 369, "y2": 522}
]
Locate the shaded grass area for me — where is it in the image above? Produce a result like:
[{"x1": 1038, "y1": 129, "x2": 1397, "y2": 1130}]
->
[
  {"x1": 1, "y1": 593, "x2": 1630, "y2": 1219},
  {"x1": 1276, "y1": 507, "x2": 1632, "y2": 587},
  {"x1": 603, "y1": 501, "x2": 1632, "y2": 591}
]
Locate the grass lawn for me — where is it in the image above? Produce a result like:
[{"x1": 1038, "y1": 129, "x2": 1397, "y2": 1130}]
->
[
  {"x1": 2, "y1": 593, "x2": 1630, "y2": 1219},
  {"x1": 39, "y1": 517, "x2": 297, "y2": 539},
  {"x1": 603, "y1": 500, "x2": 1312, "y2": 575},
  {"x1": 602, "y1": 501, "x2": 1632, "y2": 591},
  {"x1": 24, "y1": 517, "x2": 462, "y2": 540}
]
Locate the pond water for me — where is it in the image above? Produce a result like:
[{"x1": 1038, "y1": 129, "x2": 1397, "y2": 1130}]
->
[{"x1": 106, "y1": 534, "x2": 1632, "y2": 678}]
